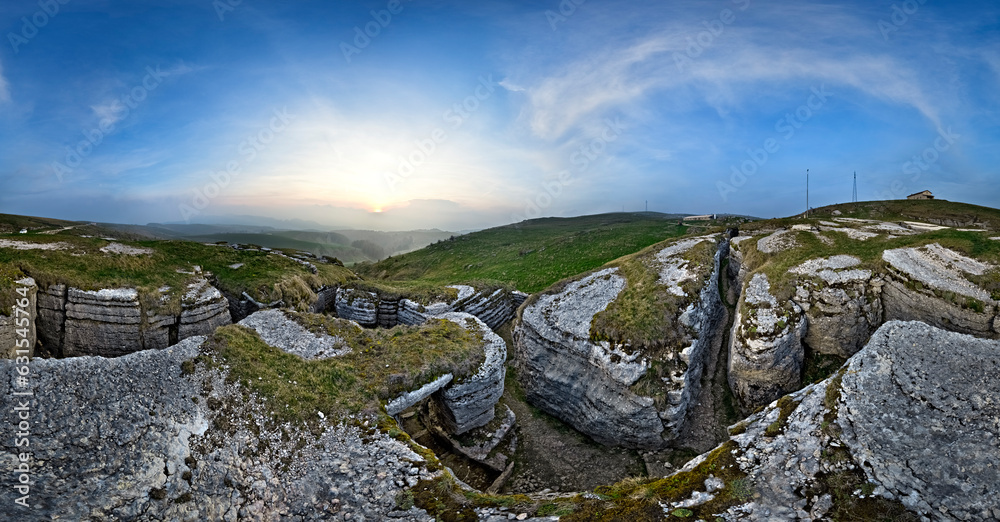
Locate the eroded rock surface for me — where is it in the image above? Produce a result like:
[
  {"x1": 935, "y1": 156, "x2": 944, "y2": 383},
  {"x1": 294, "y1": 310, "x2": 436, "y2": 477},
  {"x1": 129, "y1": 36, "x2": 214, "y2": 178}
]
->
[
  {"x1": 677, "y1": 321, "x2": 1000, "y2": 521},
  {"x1": 838, "y1": 321, "x2": 1000, "y2": 520},
  {"x1": 881, "y1": 243, "x2": 999, "y2": 338},
  {"x1": 0, "y1": 338, "x2": 436, "y2": 521},
  {"x1": 514, "y1": 237, "x2": 726, "y2": 449},
  {"x1": 789, "y1": 255, "x2": 882, "y2": 357},
  {"x1": 728, "y1": 273, "x2": 806, "y2": 410},
  {"x1": 239, "y1": 309, "x2": 353, "y2": 359},
  {"x1": 434, "y1": 312, "x2": 507, "y2": 435}
]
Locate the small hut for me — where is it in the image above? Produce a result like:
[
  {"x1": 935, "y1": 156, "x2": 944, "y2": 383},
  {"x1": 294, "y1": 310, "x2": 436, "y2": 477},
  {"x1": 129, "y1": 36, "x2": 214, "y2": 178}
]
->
[{"x1": 907, "y1": 190, "x2": 934, "y2": 200}]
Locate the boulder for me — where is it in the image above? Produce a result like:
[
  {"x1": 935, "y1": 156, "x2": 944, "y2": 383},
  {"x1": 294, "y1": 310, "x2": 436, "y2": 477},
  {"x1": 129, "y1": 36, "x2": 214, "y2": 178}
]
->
[
  {"x1": 728, "y1": 273, "x2": 806, "y2": 410},
  {"x1": 178, "y1": 279, "x2": 232, "y2": 339},
  {"x1": 684, "y1": 321, "x2": 1000, "y2": 521},
  {"x1": 838, "y1": 321, "x2": 1000, "y2": 520},
  {"x1": 63, "y1": 287, "x2": 144, "y2": 357},
  {"x1": 513, "y1": 236, "x2": 726, "y2": 449}
]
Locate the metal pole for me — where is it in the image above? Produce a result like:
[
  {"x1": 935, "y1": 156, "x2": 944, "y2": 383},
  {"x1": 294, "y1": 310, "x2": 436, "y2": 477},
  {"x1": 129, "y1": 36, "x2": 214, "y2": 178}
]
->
[{"x1": 806, "y1": 169, "x2": 809, "y2": 217}]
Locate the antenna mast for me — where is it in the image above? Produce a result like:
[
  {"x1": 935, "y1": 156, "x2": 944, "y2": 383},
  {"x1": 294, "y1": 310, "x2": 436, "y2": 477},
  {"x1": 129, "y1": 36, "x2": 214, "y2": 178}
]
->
[
  {"x1": 853, "y1": 171, "x2": 858, "y2": 203},
  {"x1": 806, "y1": 169, "x2": 809, "y2": 217}
]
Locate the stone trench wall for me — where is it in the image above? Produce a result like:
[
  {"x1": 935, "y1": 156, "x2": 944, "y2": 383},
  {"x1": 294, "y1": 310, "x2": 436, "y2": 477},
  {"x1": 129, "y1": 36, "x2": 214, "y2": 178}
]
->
[
  {"x1": 335, "y1": 286, "x2": 528, "y2": 331},
  {"x1": 30, "y1": 277, "x2": 232, "y2": 358},
  {"x1": 727, "y1": 238, "x2": 1000, "y2": 411}
]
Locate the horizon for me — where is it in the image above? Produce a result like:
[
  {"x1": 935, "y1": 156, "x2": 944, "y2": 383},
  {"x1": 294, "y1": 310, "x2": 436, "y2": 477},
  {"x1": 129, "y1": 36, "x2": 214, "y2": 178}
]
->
[{"x1": 1, "y1": 1, "x2": 998, "y2": 231}]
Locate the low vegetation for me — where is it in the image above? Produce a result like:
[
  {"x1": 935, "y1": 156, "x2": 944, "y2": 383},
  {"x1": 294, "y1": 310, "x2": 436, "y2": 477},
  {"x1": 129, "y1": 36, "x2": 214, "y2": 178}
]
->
[
  {"x1": 194, "y1": 313, "x2": 485, "y2": 425},
  {"x1": 357, "y1": 213, "x2": 690, "y2": 293},
  {"x1": 592, "y1": 237, "x2": 718, "y2": 352},
  {"x1": 0, "y1": 232, "x2": 355, "y2": 316}
]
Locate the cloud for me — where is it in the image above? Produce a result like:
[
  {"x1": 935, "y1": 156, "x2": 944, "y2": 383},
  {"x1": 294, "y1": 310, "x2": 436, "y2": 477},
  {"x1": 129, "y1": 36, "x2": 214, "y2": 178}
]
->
[{"x1": 511, "y1": 3, "x2": 949, "y2": 140}]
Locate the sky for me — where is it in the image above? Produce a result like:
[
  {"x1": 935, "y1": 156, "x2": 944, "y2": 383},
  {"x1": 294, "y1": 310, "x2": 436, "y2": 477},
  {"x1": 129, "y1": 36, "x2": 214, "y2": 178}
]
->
[{"x1": 0, "y1": 0, "x2": 998, "y2": 232}]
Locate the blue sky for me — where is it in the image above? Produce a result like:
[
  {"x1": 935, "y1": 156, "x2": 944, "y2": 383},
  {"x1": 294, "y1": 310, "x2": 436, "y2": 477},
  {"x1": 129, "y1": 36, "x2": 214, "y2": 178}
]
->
[{"x1": 0, "y1": 0, "x2": 998, "y2": 231}]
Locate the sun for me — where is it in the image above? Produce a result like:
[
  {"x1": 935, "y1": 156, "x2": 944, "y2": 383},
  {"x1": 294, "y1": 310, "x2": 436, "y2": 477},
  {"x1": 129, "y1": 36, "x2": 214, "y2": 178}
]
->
[{"x1": 373, "y1": 208, "x2": 383, "y2": 213}]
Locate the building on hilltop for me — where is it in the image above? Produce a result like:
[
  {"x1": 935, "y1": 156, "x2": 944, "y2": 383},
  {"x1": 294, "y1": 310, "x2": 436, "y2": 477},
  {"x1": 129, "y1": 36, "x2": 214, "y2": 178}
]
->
[
  {"x1": 907, "y1": 190, "x2": 934, "y2": 200},
  {"x1": 683, "y1": 214, "x2": 716, "y2": 221}
]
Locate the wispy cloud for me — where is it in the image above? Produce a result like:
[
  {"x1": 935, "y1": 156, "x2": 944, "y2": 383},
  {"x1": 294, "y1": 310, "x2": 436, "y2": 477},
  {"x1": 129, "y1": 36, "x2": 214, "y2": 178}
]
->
[{"x1": 510, "y1": 3, "x2": 950, "y2": 140}]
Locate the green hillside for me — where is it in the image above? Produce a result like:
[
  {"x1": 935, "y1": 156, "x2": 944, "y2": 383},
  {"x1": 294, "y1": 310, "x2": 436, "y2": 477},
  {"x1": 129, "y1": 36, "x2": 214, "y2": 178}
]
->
[{"x1": 357, "y1": 213, "x2": 699, "y2": 293}]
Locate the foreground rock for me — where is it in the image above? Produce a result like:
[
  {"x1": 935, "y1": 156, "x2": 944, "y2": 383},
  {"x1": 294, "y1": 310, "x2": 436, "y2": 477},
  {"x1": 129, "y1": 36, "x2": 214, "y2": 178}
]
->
[
  {"x1": 0, "y1": 337, "x2": 435, "y2": 520},
  {"x1": 654, "y1": 321, "x2": 999, "y2": 521},
  {"x1": 513, "y1": 236, "x2": 726, "y2": 449}
]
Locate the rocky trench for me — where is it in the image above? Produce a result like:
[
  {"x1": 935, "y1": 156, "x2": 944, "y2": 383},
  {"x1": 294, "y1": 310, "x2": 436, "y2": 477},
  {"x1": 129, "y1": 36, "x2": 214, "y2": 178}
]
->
[{"x1": 727, "y1": 238, "x2": 1000, "y2": 411}]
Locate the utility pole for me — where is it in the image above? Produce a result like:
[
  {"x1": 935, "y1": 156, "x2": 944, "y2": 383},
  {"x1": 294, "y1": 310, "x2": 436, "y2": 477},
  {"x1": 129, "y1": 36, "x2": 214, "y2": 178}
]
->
[
  {"x1": 645, "y1": 200, "x2": 648, "y2": 212},
  {"x1": 806, "y1": 169, "x2": 809, "y2": 217},
  {"x1": 853, "y1": 171, "x2": 858, "y2": 203}
]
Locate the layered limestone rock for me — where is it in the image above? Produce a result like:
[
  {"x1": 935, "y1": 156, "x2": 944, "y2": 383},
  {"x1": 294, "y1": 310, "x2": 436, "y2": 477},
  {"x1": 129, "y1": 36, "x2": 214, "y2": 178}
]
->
[
  {"x1": 334, "y1": 288, "x2": 380, "y2": 327},
  {"x1": 63, "y1": 287, "x2": 145, "y2": 357},
  {"x1": 433, "y1": 312, "x2": 507, "y2": 434},
  {"x1": 335, "y1": 285, "x2": 527, "y2": 331},
  {"x1": 513, "y1": 236, "x2": 726, "y2": 449},
  {"x1": 178, "y1": 279, "x2": 232, "y2": 339},
  {"x1": 0, "y1": 337, "x2": 436, "y2": 520},
  {"x1": 451, "y1": 287, "x2": 529, "y2": 330},
  {"x1": 669, "y1": 321, "x2": 1000, "y2": 521},
  {"x1": 881, "y1": 243, "x2": 999, "y2": 337},
  {"x1": 35, "y1": 277, "x2": 232, "y2": 358},
  {"x1": 788, "y1": 255, "x2": 882, "y2": 357},
  {"x1": 0, "y1": 277, "x2": 36, "y2": 358},
  {"x1": 35, "y1": 283, "x2": 66, "y2": 355},
  {"x1": 514, "y1": 268, "x2": 650, "y2": 446},
  {"x1": 729, "y1": 273, "x2": 806, "y2": 410}
]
